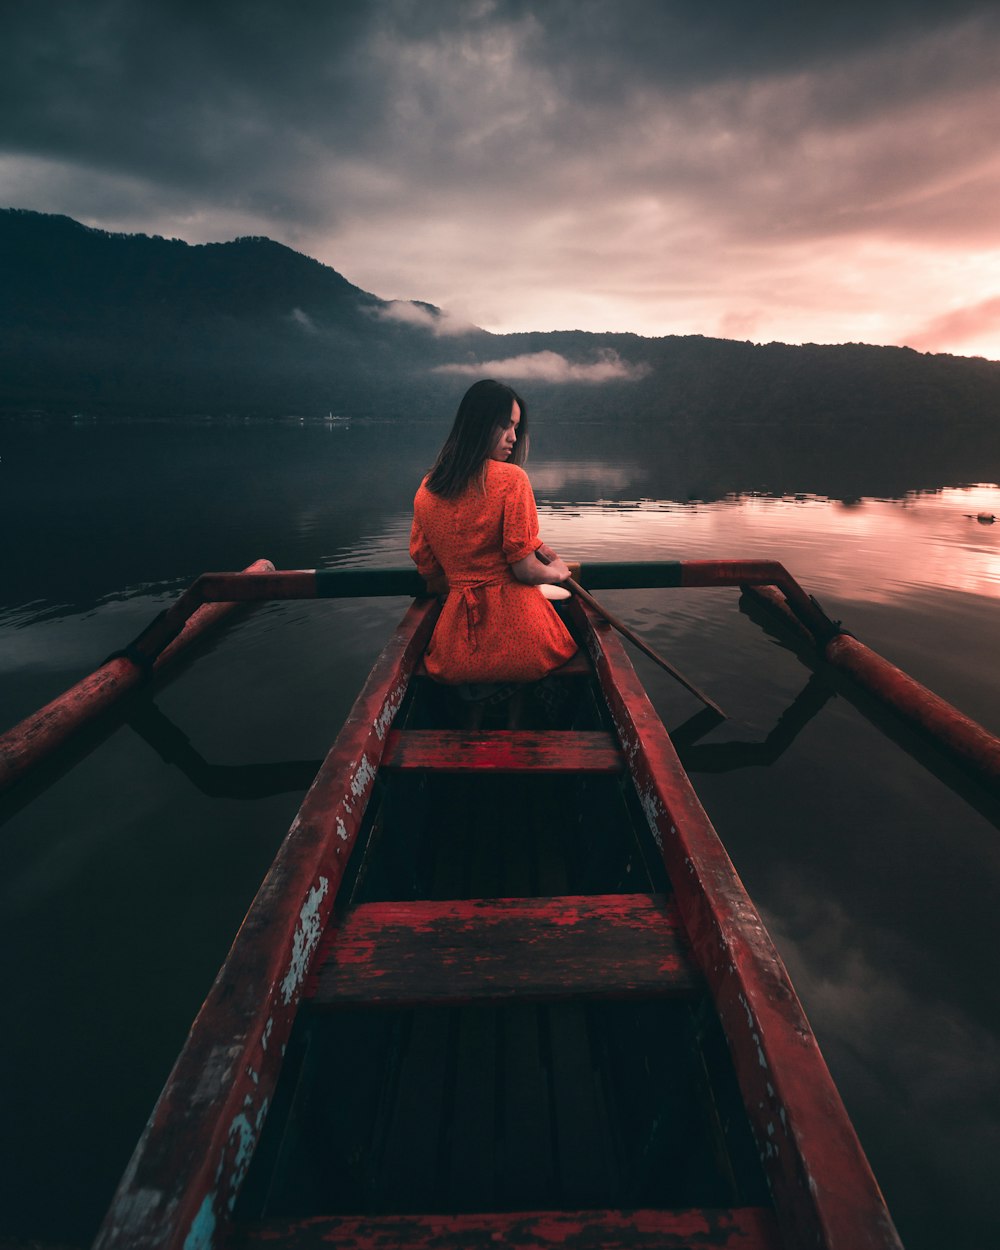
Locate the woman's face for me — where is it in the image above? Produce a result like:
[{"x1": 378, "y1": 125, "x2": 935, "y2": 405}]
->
[{"x1": 489, "y1": 401, "x2": 520, "y2": 462}]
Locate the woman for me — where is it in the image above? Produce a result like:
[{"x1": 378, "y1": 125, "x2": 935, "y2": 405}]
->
[{"x1": 410, "y1": 379, "x2": 578, "y2": 688}]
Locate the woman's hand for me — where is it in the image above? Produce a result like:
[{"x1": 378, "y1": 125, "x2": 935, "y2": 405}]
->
[
  {"x1": 511, "y1": 548, "x2": 572, "y2": 585},
  {"x1": 535, "y1": 542, "x2": 572, "y2": 582},
  {"x1": 539, "y1": 555, "x2": 572, "y2": 583}
]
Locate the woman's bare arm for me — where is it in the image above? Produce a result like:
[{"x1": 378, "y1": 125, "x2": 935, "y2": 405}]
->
[{"x1": 511, "y1": 549, "x2": 571, "y2": 585}]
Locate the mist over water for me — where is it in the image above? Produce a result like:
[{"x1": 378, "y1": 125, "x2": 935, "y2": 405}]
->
[{"x1": 2, "y1": 415, "x2": 999, "y2": 1249}]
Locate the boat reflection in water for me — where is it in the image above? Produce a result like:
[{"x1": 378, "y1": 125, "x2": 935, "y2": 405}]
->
[{"x1": 0, "y1": 415, "x2": 998, "y2": 1250}]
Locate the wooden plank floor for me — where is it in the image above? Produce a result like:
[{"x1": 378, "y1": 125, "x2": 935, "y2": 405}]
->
[
  {"x1": 235, "y1": 678, "x2": 772, "y2": 1230},
  {"x1": 382, "y1": 730, "x2": 624, "y2": 773},
  {"x1": 305, "y1": 895, "x2": 701, "y2": 1007},
  {"x1": 233, "y1": 1206, "x2": 782, "y2": 1248}
]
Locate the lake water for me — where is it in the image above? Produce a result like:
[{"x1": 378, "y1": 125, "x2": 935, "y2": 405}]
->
[{"x1": 2, "y1": 415, "x2": 999, "y2": 1249}]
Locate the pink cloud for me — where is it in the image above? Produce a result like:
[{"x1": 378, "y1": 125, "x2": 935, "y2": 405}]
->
[{"x1": 905, "y1": 295, "x2": 1000, "y2": 353}]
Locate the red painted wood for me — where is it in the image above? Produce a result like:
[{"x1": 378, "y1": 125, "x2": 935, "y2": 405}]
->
[
  {"x1": 679, "y1": 560, "x2": 835, "y2": 639},
  {"x1": 0, "y1": 655, "x2": 145, "y2": 794},
  {"x1": 197, "y1": 570, "x2": 319, "y2": 602},
  {"x1": 739, "y1": 583, "x2": 816, "y2": 647},
  {"x1": 825, "y1": 631, "x2": 1000, "y2": 791},
  {"x1": 92, "y1": 597, "x2": 440, "y2": 1250},
  {"x1": 413, "y1": 649, "x2": 592, "y2": 678},
  {"x1": 304, "y1": 894, "x2": 701, "y2": 1006},
  {"x1": 576, "y1": 602, "x2": 903, "y2": 1250},
  {"x1": 679, "y1": 559, "x2": 792, "y2": 589},
  {"x1": 382, "y1": 729, "x2": 623, "y2": 773},
  {"x1": 0, "y1": 558, "x2": 275, "y2": 794},
  {"x1": 232, "y1": 1206, "x2": 781, "y2": 1248},
  {"x1": 744, "y1": 584, "x2": 1000, "y2": 793}
]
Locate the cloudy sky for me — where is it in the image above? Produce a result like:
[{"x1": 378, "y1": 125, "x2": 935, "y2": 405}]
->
[{"x1": 4, "y1": 0, "x2": 1000, "y2": 357}]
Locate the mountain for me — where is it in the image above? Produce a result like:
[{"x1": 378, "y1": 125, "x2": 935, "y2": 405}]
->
[
  {"x1": 3, "y1": 208, "x2": 1000, "y2": 460},
  {"x1": 0, "y1": 207, "x2": 441, "y2": 415}
]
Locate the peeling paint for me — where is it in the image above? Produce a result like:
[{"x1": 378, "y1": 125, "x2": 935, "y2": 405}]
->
[
  {"x1": 261, "y1": 1017, "x2": 273, "y2": 1052},
  {"x1": 183, "y1": 1194, "x2": 216, "y2": 1250},
  {"x1": 103, "y1": 1186, "x2": 168, "y2": 1239},
  {"x1": 228, "y1": 1114, "x2": 253, "y2": 1170},
  {"x1": 374, "y1": 682, "x2": 406, "y2": 740},
  {"x1": 191, "y1": 1044, "x2": 242, "y2": 1105},
  {"x1": 336, "y1": 816, "x2": 349, "y2": 842},
  {"x1": 350, "y1": 752, "x2": 376, "y2": 799},
  {"x1": 280, "y1": 876, "x2": 330, "y2": 1005},
  {"x1": 637, "y1": 786, "x2": 664, "y2": 848},
  {"x1": 226, "y1": 1104, "x2": 266, "y2": 1212}
]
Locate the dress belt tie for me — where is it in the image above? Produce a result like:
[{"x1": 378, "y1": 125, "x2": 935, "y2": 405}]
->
[
  {"x1": 461, "y1": 586, "x2": 481, "y2": 650},
  {"x1": 449, "y1": 574, "x2": 508, "y2": 652}
]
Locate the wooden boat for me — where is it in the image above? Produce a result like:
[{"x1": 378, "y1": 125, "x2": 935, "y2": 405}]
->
[{"x1": 52, "y1": 561, "x2": 924, "y2": 1250}]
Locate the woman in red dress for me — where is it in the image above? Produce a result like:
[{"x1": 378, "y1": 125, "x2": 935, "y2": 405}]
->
[{"x1": 410, "y1": 380, "x2": 577, "y2": 689}]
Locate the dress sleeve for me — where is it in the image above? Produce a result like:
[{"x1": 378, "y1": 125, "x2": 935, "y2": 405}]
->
[
  {"x1": 502, "y1": 469, "x2": 541, "y2": 564},
  {"x1": 409, "y1": 512, "x2": 444, "y2": 580}
]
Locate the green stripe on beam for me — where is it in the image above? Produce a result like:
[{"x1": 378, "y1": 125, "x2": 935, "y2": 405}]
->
[
  {"x1": 315, "y1": 568, "x2": 426, "y2": 597},
  {"x1": 576, "y1": 561, "x2": 683, "y2": 589}
]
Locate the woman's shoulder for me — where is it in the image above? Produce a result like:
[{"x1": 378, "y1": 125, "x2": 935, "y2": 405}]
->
[{"x1": 487, "y1": 460, "x2": 531, "y2": 492}]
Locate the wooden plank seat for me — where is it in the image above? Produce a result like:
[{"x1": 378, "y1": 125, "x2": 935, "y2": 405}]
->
[
  {"x1": 233, "y1": 1206, "x2": 781, "y2": 1248},
  {"x1": 304, "y1": 894, "x2": 702, "y2": 1007},
  {"x1": 381, "y1": 729, "x2": 623, "y2": 773},
  {"x1": 413, "y1": 650, "x2": 593, "y2": 679}
]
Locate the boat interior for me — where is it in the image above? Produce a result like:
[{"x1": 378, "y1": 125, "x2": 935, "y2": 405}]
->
[{"x1": 238, "y1": 627, "x2": 772, "y2": 1221}]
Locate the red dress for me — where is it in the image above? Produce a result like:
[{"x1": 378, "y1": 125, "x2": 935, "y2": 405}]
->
[{"x1": 410, "y1": 461, "x2": 578, "y2": 683}]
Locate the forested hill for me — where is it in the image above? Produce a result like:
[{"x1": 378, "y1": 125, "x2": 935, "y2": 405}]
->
[{"x1": 3, "y1": 207, "x2": 1000, "y2": 444}]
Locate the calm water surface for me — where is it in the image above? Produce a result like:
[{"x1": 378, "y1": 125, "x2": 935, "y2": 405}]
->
[{"x1": 2, "y1": 417, "x2": 999, "y2": 1248}]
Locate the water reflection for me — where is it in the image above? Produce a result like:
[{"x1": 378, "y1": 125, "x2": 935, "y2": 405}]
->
[
  {"x1": 760, "y1": 890, "x2": 1000, "y2": 1246},
  {"x1": 525, "y1": 460, "x2": 643, "y2": 494},
  {"x1": 332, "y1": 484, "x2": 1000, "y2": 607},
  {"x1": 5, "y1": 415, "x2": 999, "y2": 614},
  {"x1": 2, "y1": 416, "x2": 1000, "y2": 1250}
]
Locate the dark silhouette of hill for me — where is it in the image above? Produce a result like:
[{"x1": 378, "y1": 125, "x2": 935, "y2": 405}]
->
[
  {"x1": 3, "y1": 208, "x2": 1000, "y2": 489},
  {"x1": 0, "y1": 208, "x2": 413, "y2": 414}
]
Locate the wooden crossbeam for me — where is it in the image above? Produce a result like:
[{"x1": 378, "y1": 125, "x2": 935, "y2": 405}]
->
[
  {"x1": 381, "y1": 729, "x2": 623, "y2": 773},
  {"x1": 414, "y1": 651, "x2": 592, "y2": 678},
  {"x1": 304, "y1": 894, "x2": 701, "y2": 1007},
  {"x1": 233, "y1": 1206, "x2": 781, "y2": 1248}
]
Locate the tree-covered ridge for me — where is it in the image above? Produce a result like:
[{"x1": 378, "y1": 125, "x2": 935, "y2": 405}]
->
[{"x1": 3, "y1": 207, "x2": 1000, "y2": 448}]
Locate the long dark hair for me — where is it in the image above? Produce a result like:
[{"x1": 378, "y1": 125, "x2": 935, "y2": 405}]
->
[{"x1": 424, "y1": 379, "x2": 529, "y2": 498}]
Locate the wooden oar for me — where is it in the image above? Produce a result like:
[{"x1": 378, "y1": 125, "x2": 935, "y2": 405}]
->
[
  {"x1": 536, "y1": 553, "x2": 726, "y2": 719},
  {"x1": 566, "y1": 576, "x2": 727, "y2": 719}
]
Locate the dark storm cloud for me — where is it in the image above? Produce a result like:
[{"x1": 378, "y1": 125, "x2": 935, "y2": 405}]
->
[
  {"x1": 3, "y1": 1, "x2": 1000, "y2": 350},
  {"x1": 5, "y1": 0, "x2": 996, "y2": 206},
  {"x1": 1, "y1": 0, "x2": 385, "y2": 222},
  {"x1": 498, "y1": 0, "x2": 997, "y2": 99}
]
